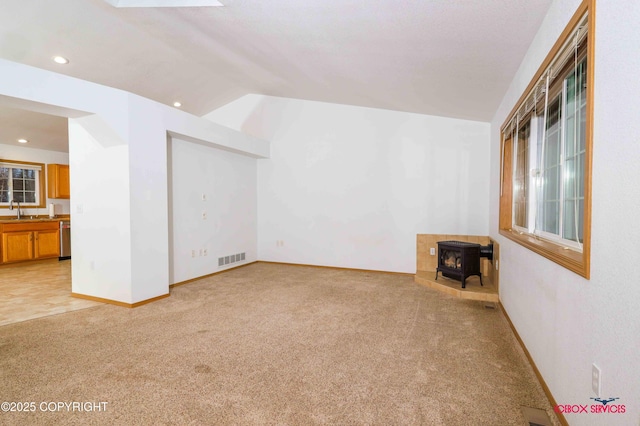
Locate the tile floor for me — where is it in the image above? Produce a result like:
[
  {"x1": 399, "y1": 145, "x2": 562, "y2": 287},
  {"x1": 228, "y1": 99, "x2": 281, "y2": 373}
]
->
[{"x1": 0, "y1": 259, "x2": 101, "y2": 326}]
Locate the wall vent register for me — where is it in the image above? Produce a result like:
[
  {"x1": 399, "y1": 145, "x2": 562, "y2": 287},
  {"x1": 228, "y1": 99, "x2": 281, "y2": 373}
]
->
[{"x1": 218, "y1": 252, "x2": 245, "y2": 267}]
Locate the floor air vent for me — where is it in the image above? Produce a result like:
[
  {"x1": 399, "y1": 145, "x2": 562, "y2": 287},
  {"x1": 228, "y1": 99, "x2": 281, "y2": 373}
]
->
[
  {"x1": 218, "y1": 252, "x2": 246, "y2": 267},
  {"x1": 520, "y1": 406, "x2": 553, "y2": 426}
]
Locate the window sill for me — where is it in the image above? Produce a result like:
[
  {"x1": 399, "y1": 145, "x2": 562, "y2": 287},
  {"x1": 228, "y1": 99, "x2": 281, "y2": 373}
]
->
[{"x1": 499, "y1": 228, "x2": 589, "y2": 279}]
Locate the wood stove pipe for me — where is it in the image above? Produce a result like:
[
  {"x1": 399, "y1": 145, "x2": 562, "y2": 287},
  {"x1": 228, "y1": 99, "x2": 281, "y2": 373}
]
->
[{"x1": 479, "y1": 243, "x2": 493, "y2": 261}]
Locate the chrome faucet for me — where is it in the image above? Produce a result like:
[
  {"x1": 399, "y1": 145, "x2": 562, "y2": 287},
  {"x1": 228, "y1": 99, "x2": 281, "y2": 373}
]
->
[{"x1": 9, "y1": 200, "x2": 21, "y2": 220}]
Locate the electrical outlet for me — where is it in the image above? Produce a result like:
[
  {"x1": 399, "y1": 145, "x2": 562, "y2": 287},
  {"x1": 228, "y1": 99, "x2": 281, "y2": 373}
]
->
[
  {"x1": 592, "y1": 363, "x2": 601, "y2": 396},
  {"x1": 430, "y1": 247, "x2": 435, "y2": 255},
  {"x1": 202, "y1": 211, "x2": 207, "y2": 220},
  {"x1": 201, "y1": 193, "x2": 206, "y2": 201},
  {"x1": 191, "y1": 250, "x2": 196, "y2": 258},
  {"x1": 203, "y1": 248, "x2": 208, "y2": 256}
]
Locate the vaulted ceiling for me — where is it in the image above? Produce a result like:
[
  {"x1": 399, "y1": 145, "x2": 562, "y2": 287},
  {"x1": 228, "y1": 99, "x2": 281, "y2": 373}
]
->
[{"x1": 0, "y1": 0, "x2": 553, "y2": 152}]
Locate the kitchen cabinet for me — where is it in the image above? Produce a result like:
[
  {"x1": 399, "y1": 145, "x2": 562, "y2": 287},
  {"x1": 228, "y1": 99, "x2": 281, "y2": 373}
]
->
[
  {"x1": 47, "y1": 164, "x2": 70, "y2": 199},
  {"x1": 1, "y1": 221, "x2": 60, "y2": 263},
  {"x1": 34, "y1": 228, "x2": 60, "y2": 259}
]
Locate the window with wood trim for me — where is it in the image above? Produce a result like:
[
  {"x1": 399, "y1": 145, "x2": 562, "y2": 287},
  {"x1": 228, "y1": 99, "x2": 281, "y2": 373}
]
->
[
  {"x1": 499, "y1": 0, "x2": 593, "y2": 278},
  {"x1": 0, "y1": 159, "x2": 46, "y2": 208}
]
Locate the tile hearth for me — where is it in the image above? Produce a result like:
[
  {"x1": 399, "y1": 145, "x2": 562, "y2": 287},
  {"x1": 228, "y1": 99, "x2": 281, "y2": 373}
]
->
[{"x1": 415, "y1": 270, "x2": 498, "y2": 302}]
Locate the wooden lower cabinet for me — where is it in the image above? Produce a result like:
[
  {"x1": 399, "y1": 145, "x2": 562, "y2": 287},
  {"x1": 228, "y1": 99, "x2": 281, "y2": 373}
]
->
[
  {"x1": 2, "y1": 231, "x2": 34, "y2": 263},
  {"x1": 1, "y1": 222, "x2": 60, "y2": 264},
  {"x1": 34, "y1": 229, "x2": 60, "y2": 259}
]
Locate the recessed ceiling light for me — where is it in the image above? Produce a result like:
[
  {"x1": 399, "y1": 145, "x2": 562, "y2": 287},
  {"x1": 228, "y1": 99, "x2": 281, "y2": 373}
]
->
[
  {"x1": 18, "y1": 139, "x2": 28, "y2": 144},
  {"x1": 173, "y1": 102, "x2": 182, "y2": 107},
  {"x1": 53, "y1": 56, "x2": 69, "y2": 64}
]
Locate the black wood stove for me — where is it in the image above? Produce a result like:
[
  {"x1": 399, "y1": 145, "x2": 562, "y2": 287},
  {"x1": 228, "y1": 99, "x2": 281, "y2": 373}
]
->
[{"x1": 435, "y1": 240, "x2": 486, "y2": 289}]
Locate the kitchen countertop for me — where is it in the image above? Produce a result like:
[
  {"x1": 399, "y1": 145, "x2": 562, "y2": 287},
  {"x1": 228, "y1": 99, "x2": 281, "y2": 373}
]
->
[{"x1": 0, "y1": 216, "x2": 70, "y2": 224}]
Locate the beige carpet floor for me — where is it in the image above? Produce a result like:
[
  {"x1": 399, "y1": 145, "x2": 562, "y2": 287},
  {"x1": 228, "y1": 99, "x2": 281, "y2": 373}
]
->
[{"x1": 0, "y1": 263, "x2": 557, "y2": 425}]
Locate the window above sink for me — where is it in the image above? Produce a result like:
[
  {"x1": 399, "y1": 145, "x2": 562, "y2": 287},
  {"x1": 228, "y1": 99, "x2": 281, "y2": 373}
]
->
[{"x1": 0, "y1": 159, "x2": 46, "y2": 208}]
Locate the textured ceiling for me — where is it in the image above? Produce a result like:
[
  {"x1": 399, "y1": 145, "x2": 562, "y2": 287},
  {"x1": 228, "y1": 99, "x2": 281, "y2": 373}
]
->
[{"x1": 0, "y1": 0, "x2": 552, "y2": 152}]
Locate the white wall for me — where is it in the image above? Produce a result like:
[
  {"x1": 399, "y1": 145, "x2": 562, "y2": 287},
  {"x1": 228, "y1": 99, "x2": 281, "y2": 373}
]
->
[
  {"x1": 170, "y1": 137, "x2": 257, "y2": 283},
  {"x1": 0, "y1": 143, "x2": 71, "y2": 218},
  {"x1": 68, "y1": 115, "x2": 133, "y2": 301},
  {"x1": 207, "y1": 95, "x2": 490, "y2": 273},
  {"x1": 490, "y1": 0, "x2": 640, "y2": 424},
  {"x1": 0, "y1": 59, "x2": 269, "y2": 304}
]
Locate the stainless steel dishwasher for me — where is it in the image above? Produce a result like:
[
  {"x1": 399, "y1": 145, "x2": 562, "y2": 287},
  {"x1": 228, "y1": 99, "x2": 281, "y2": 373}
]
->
[{"x1": 59, "y1": 220, "x2": 71, "y2": 260}]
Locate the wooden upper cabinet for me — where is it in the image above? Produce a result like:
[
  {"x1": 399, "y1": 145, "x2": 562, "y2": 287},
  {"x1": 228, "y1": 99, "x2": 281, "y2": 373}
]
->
[{"x1": 47, "y1": 164, "x2": 70, "y2": 199}]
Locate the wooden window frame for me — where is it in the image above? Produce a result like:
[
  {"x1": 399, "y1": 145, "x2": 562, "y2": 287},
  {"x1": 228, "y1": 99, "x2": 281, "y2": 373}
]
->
[
  {"x1": 499, "y1": 0, "x2": 594, "y2": 279},
  {"x1": 0, "y1": 158, "x2": 47, "y2": 209}
]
